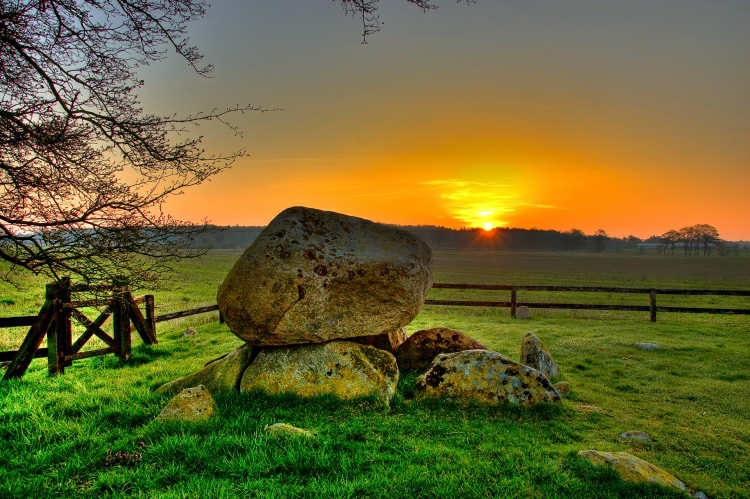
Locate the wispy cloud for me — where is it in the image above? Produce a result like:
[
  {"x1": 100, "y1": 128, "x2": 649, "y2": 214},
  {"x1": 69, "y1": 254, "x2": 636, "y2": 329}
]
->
[{"x1": 518, "y1": 202, "x2": 559, "y2": 209}]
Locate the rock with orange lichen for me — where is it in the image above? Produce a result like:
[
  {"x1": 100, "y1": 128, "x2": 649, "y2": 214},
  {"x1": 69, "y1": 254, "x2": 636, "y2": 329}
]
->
[
  {"x1": 396, "y1": 327, "x2": 485, "y2": 372},
  {"x1": 155, "y1": 343, "x2": 255, "y2": 396},
  {"x1": 415, "y1": 349, "x2": 560, "y2": 406},
  {"x1": 156, "y1": 385, "x2": 217, "y2": 422},
  {"x1": 578, "y1": 450, "x2": 686, "y2": 492},
  {"x1": 240, "y1": 340, "x2": 399, "y2": 406},
  {"x1": 217, "y1": 206, "x2": 432, "y2": 346},
  {"x1": 553, "y1": 381, "x2": 570, "y2": 397},
  {"x1": 396, "y1": 327, "x2": 486, "y2": 373},
  {"x1": 520, "y1": 332, "x2": 559, "y2": 378},
  {"x1": 265, "y1": 423, "x2": 315, "y2": 438}
]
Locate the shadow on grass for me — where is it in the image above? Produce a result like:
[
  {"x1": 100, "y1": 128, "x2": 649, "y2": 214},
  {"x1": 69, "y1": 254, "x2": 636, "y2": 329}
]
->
[{"x1": 104, "y1": 344, "x2": 172, "y2": 369}]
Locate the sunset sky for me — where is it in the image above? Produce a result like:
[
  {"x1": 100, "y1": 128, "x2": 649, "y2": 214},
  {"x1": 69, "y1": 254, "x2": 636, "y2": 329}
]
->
[{"x1": 139, "y1": 1, "x2": 749, "y2": 240}]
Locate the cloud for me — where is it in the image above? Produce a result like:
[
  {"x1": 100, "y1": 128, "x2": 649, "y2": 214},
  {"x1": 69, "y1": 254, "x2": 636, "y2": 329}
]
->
[{"x1": 421, "y1": 178, "x2": 523, "y2": 227}]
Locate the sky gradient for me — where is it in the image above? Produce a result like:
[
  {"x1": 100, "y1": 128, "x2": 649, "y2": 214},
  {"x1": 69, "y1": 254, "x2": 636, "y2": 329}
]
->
[{"x1": 139, "y1": 1, "x2": 750, "y2": 239}]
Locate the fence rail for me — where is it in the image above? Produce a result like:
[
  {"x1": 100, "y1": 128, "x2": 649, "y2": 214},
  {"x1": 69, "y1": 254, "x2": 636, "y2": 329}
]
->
[
  {"x1": 426, "y1": 284, "x2": 750, "y2": 320},
  {"x1": 0, "y1": 316, "x2": 39, "y2": 328},
  {"x1": 154, "y1": 304, "x2": 220, "y2": 323}
]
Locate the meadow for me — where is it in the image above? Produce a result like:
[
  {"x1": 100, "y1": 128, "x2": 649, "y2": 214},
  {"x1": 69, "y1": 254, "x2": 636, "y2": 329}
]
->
[{"x1": 1, "y1": 250, "x2": 749, "y2": 498}]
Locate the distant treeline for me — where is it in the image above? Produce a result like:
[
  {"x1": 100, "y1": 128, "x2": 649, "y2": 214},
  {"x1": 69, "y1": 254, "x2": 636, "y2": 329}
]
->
[{"x1": 193, "y1": 225, "x2": 750, "y2": 253}]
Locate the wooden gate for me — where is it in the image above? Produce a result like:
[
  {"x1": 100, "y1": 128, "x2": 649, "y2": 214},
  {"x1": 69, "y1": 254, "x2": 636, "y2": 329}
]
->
[{"x1": 2, "y1": 277, "x2": 156, "y2": 380}]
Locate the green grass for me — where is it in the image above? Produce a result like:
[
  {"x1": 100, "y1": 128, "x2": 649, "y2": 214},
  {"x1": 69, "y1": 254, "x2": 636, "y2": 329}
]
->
[{"x1": 1, "y1": 250, "x2": 749, "y2": 498}]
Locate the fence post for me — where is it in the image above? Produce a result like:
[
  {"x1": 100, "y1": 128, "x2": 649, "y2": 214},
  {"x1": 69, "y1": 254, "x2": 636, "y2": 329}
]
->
[
  {"x1": 112, "y1": 276, "x2": 131, "y2": 360},
  {"x1": 59, "y1": 277, "x2": 72, "y2": 368},
  {"x1": 649, "y1": 289, "x2": 657, "y2": 322},
  {"x1": 47, "y1": 278, "x2": 71, "y2": 375},
  {"x1": 510, "y1": 287, "x2": 517, "y2": 319},
  {"x1": 145, "y1": 295, "x2": 156, "y2": 338},
  {"x1": 3, "y1": 292, "x2": 57, "y2": 381}
]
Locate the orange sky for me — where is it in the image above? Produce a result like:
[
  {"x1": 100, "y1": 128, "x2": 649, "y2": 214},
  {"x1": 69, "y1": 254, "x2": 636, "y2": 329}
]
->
[{"x1": 142, "y1": 1, "x2": 750, "y2": 240}]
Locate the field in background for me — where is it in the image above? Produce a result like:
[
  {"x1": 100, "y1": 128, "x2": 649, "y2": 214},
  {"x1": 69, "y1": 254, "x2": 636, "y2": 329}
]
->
[
  {"x1": 4, "y1": 249, "x2": 750, "y2": 338},
  {"x1": 1, "y1": 250, "x2": 749, "y2": 498}
]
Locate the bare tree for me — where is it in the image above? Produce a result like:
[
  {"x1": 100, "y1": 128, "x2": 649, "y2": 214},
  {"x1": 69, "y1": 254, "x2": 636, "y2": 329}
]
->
[
  {"x1": 1, "y1": 0, "x2": 460, "y2": 289},
  {"x1": 679, "y1": 226, "x2": 696, "y2": 255},
  {"x1": 694, "y1": 224, "x2": 720, "y2": 256},
  {"x1": 660, "y1": 229, "x2": 680, "y2": 255},
  {"x1": 0, "y1": 0, "x2": 260, "y2": 289},
  {"x1": 565, "y1": 228, "x2": 587, "y2": 251},
  {"x1": 591, "y1": 229, "x2": 608, "y2": 253},
  {"x1": 340, "y1": 0, "x2": 475, "y2": 42}
]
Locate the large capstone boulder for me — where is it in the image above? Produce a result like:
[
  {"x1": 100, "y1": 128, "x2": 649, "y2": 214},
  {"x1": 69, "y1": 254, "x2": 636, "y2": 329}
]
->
[
  {"x1": 520, "y1": 332, "x2": 560, "y2": 378},
  {"x1": 155, "y1": 344, "x2": 255, "y2": 396},
  {"x1": 218, "y1": 207, "x2": 433, "y2": 345},
  {"x1": 415, "y1": 349, "x2": 560, "y2": 406},
  {"x1": 396, "y1": 327, "x2": 486, "y2": 373},
  {"x1": 240, "y1": 341, "x2": 399, "y2": 406}
]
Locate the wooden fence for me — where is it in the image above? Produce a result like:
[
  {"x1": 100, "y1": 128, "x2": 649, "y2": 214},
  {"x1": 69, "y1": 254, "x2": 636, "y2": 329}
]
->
[
  {"x1": 3, "y1": 279, "x2": 749, "y2": 380},
  {"x1": 425, "y1": 284, "x2": 750, "y2": 321},
  {"x1": 0, "y1": 278, "x2": 221, "y2": 381}
]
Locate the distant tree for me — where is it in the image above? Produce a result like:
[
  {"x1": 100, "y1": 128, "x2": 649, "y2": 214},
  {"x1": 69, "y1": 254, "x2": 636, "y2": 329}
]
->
[
  {"x1": 625, "y1": 235, "x2": 642, "y2": 249},
  {"x1": 716, "y1": 241, "x2": 733, "y2": 257},
  {"x1": 565, "y1": 228, "x2": 587, "y2": 251},
  {"x1": 660, "y1": 229, "x2": 681, "y2": 255},
  {"x1": 679, "y1": 226, "x2": 697, "y2": 255},
  {"x1": 694, "y1": 224, "x2": 720, "y2": 256},
  {"x1": 591, "y1": 229, "x2": 608, "y2": 253}
]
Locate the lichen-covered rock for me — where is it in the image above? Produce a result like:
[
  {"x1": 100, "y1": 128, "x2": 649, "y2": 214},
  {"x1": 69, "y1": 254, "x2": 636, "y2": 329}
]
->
[
  {"x1": 515, "y1": 306, "x2": 532, "y2": 319},
  {"x1": 396, "y1": 327, "x2": 486, "y2": 373},
  {"x1": 265, "y1": 423, "x2": 315, "y2": 438},
  {"x1": 620, "y1": 431, "x2": 652, "y2": 443},
  {"x1": 217, "y1": 206, "x2": 433, "y2": 346},
  {"x1": 520, "y1": 332, "x2": 560, "y2": 378},
  {"x1": 156, "y1": 385, "x2": 218, "y2": 422},
  {"x1": 578, "y1": 450, "x2": 686, "y2": 491},
  {"x1": 553, "y1": 381, "x2": 570, "y2": 397},
  {"x1": 156, "y1": 344, "x2": 254, "y2": 396},
  {"x1": 415, "y1": 349, "x2": 560, "y2": 406},
  {"x1": 240, "y1": 341, "x2": 399, "y2": 405},
  {"x1": 390, "y1": 327, "x2": 407, "y2": 350},
  {"x1": 182, "y1": 327, "x2": 199, "y2": 337},
  {"x1": 348, "y1": 328, "x2": 407, "y2": 354},
  {"x1": 635, "y1": 342, "x2": 660, "y2": 350}
]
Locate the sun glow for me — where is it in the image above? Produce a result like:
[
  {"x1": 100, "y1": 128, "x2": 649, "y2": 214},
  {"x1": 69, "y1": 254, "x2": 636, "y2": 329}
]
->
[{"x1": 422, "y1": 179, "x2": 519, "y2": 229}]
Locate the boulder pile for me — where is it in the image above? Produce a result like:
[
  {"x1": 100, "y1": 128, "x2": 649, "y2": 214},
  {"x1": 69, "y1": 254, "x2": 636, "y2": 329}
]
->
[
  {"x1": 158, "y1": 206, "x2": 432, "y2": 406},
  {"x1": 156, "y1": 206, "x2": 567, "y2": 410}
]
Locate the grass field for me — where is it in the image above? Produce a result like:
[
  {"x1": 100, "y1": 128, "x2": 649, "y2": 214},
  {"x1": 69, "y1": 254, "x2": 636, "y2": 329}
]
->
[{"x1": 1, "y1": 250, "x2": 749, "y2": 498}]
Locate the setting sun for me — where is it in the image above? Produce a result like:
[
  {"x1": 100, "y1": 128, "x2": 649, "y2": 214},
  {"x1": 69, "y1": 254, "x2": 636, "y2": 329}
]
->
[{"x1": 483, "y1": 222, "x2": 494, "y2": 231}]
